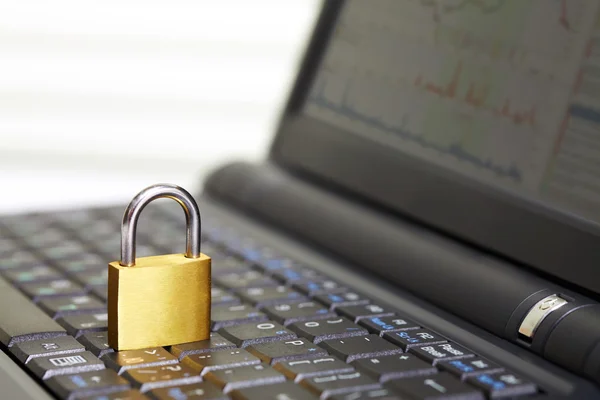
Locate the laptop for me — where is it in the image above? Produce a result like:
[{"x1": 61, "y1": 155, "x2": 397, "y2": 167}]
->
[{"x1": 1, "y1": 0, "x2": 600, "y2": 398}]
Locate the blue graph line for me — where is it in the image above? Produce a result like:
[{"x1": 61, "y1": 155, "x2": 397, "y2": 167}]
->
[{"x1": 307, "y1": 77, "x2": 523, "y2": 181}]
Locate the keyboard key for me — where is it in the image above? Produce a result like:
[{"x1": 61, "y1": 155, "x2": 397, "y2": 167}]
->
[
  {"x1": 27, "y1": 351, "x2": 105, "y2": 379},
  {"x1": 320, "y1": 335, "x2": 402, "y2": 362},
  {"x1": 39, "y1": 295, "x2": 105, "y2": 318},
  {"x1": 386, "y1": 373, "x2": 483, "y2": 400},
  {"x1": 170, "y1": 333, "x2": 236, "y2": 360},
  {"x1": 91, "y1": 285, "x2": 108, "y2": 302},
  {"x1": 205, "y1": 363, "x2": 286, "y2": 393},
  {"x1": 352, "y1": 354, "x2": 436, "y2": 382},
  {"x1": 46, "y1": 369, "x2": 130, "y2": 399},
  {"x1": 288, "y1": 317, "x2": 368, "y2": 343},
  {"x1": 211, "y1": 287, "x2": 240, "y2": 305},
  {"x1": 293, "y1": 280, "x2": 345, "y2": 296},
  {"x1": 409, "y1": 343, "x2": 474, "y2": 365},
  {"x1": 21, "y1": 279, "x2": 86, "y2": 300},
  {"x1": 271, "y1": 267, "x2": 324, "y2": 284},
  {"x1": 71, "y1": 269, "x2": 108, "y2": 288},
  {"x1": 41, "y1": 243, "x2": 87, "y2": 260},
  {"x1": 182, "y1": 348, "x2": 260, "y2": 375},
  {"x1": 466, "y1": 372, "x2": 537, "y2": 398},
  {"x1": 0, "y1": 251, "x2": 40, "y2": 270},
  {"x1": 382, "y1": 330, "x2": 446, "y2": 351},
  {"x1": 237, "y1": 285, "x2": 306, "y2": 307},
  {"x1": 214, "y1": 270, "x2": 278, "y2": 289},
  {"x1": 218, "y1": 321, "x2": 296, "y2": 347},
  {"x1": 10, "y1": 335, "x2": 85, "y2": 363},
  {"x1": 231, "y1": 381, "x2": 318, "y2": 400},
  {"x1": 211, "y1": 257, "x2": 252, "y2": 275},
  {"x1": 124, "y1": 364, "x2": 203, "y2": 393},
  {"x1": 261, "y1": 301, "x2": 335, "y2": 326},
  {"x1": 0, "y1": 275, "x2": 67, "y2": 346},
  {"x1": 3, "y1": 265, "x2": 63, "y2": 284},
  {"x1": 437, "y1": 358, "x2": 504, "y2": 380},
  {"x1": 78, "y1": 389, "x2": 149, "y2": 399},
  {"x1": 256, "y1": 257, "x2": 297, "y2": 272},
  {"x1": 274, "y1": 358, "x2": 354, "y2": 382},
  {"x1": 301, "y1": 371, "x2": 381, "y2": 399},
  {"x1": 246, "y1": 338, "x2": 328, "y2": 364},
  {"x1": 57, "y1": 255, "x2": 106, "y2": 273},
  {"x1": 358, "y1": 317, "x2": 420, "y2": 335},
  {"x1": 314, "y1": 292, "x2": 370, "y2": 310},
  {"x1": 102, "y1": 348, "x2": 178, "y2": 375},
  {"x1": 58, "y1": 312, "x2": 108, "y2": 337},
  {"x1": 148, "y1": 382, "x2": 227, "y2": 400},
  {"x1": 336, "y1": 304, "x2": 394, "y2": 322},
  {"x1": 211, "y1": 303, "x2": 268, "y2": 331},
  {"x1": 78, "y1": 331, "x2": 114, "y2": 358},
  {"x1": 329, "y1": 388, "x2": 399, "y2": 400}
]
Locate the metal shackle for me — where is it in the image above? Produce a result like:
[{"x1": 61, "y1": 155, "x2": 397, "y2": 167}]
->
[{"x1": 120, "y1": 183, "x2": 201, "y2": 267}]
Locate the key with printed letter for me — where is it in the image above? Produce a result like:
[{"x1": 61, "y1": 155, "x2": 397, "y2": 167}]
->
[
  {"x1": 336, "y1": 304, "x2": 395, "y2": 323},
  {"x1": 358, "y1": 317, "x2": 420, "y2": 336},
  {"x1": 39, "y1": 295, "x2": 105, "y2": 319},
  {"x1": 274, "y1": 358, "x2": 354, "y2": 382},
  {"x1": 466, "y1": 371, "x2": 537, "y2": 398},
  {"x1": 246, "y1": 337, "x2": 328, "y2": 364},
  {"x1": 148, "y1": 381, "x2": 227, "y2": 400},
  {"x1": 78, "y1": 331, "x2": 114, "y2": 358},
  {"x1": 437, "y1": 357, "x2": 503, "y2": 380},
  {"x1": 102, "y1": 348, "x2": 178, "y2": 374},
  {"x1": 382, "y1": 330, "x2": 446, "y2": 351},
  {"x1": 77, "y1": 389, "x2": 148, "y2": 399},
  {"x1": 211, "y1": 303, "x2": 268, "y2": 331},
  {"x1": 230, "y1": 381, "x2": 318, "y2": 400},
  {"x1": 58, "y1": 312, "x2": 108, "y2": 337},
  {"x1": 288, "y1": 317, "x2": 368, "y2": 343},
  {"x1": 205, "y1": 363, "x2": 286, "y2": 393},
  {"x1": 319, "y1": 334, "x2": 402, "y2": 362},
  {"x1": 123, "y1": 364, "x2": 203, "y2": 392},
  {"x1": 329, "y1": 388, "x2": 400, "y2": 400},
  {"x1": 301, "y1": 371, "x2": 381, "y2": 399},
  {"x1": 46, "y1": 369, "x2": 130, "y2": 399},
  {"x1": 10, "y1": 335, "x2": 85, "y2": 364},
  {"x1": 261, "y1": 301, "x2": 335, "y2": 326},
  {"x1": 218, "y1": 321, "x2": 296, "y2": 347},
  {"x1": 313, "y1": 292, "x2": 370, "y2": 310},
  {"x1": 170, "y1": 333, "x2": 236, "y2": 360},
  {"x1": 27, "y1": 351, "x2": 105, "y2": 379},
  {"x1": 236, "y1": 285, "x2": 306, "y2": 307},
  {"x1": 386, "y1": 372, "x2": 484, "y2": 400},
  {"x1": 182, "y1": 348, "x2": 260, "y2": 375},
  {"x1": 409, "y1": 343, "x2": 474, "y2": 365},
  {"x1": 351, "y1": 354, "x2": 436, "y2": 382}
]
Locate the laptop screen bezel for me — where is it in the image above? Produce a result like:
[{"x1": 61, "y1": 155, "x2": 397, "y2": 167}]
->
[{"x1": 270, "y1": 0, "x2": 600, "y2": 295}]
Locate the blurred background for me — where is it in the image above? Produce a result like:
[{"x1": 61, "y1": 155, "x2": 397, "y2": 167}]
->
[{"x1": 0, "y1": 0, "x2": 320, "y2": 213}]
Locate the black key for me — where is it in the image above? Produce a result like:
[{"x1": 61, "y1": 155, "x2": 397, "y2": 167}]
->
[
  {"x1": 409, "y1": 343, "x2": 474, "y2": 365},
  {"x1": 91, "y1": 285, "x2": 108, "y2": 302},
  {"x1": 148, "y1": 382, "x2": 227, "y2": 400},
  {"x1": 274, "y1": 357, "x2": 354, "y2": 382},
  {"x1": 211, "y1": 257, "x2": 252, "y2": 275},
  {"x1": 271, "y1": 267, "x2": 324, "y2": 284},
  {"x1": 288, "y1": 317, "x2": 368, "y2": 343},
  {"x1": 170, "y1": 333, "x2": 236, "y2": 360},
  {"x1": 352, "y1": 354, "x2": 436, "y2": 382},
  {"x1": 231, "y1": 381, "x2": 318, "y2": 400},
  {"x1": 301, "y1": 371, "x2": 381, "y2": 399},
  {"x1": 214, "y1": 270, "x2": 278, "y2": 289},
  {"x1": 218, "y1": 321, "x2": 296, "y2": 347},
  {"x1": 437, "y1": 358, "x2": 504, "y2": 380},
  {"x1": 261, "y1": 301, "x2": 335, "y2": 326},
  {"x1": 124, "y1": 364, "x2": 203, "y2": 393},
  {"x1": 205, "y1": 363, "x2": 286, "y2": 393},
  {"x1": 386, "y1": 373, "x2": 484, "y2": 400},
  {"x1": 10, "y1": 335, "x2": 85, "y2": 363},
  {"x1": 57, "y1": 254, "x2": 106, "y2": 273},
  {"x1": 75, "y1": 389, "x2": 149, "y2": 399},
  {"x1": 182, "y1": 348, "x2": 260, "y2": 375},
  {"x1": 102, "y1": 348, "x2": 178, "y2": 374},
  {"x1": 58, "y1": 312, "x2": 108, "y2": 337},
  {"x1": 466, "y1": 371, "x2": 537, "y2": 398},
  {"x1": 237, "y1": 285, "x2": 306, "y2": 307},
  {"x1": 246, "y1": 337, "x2": 328, "y2": 364},
  {"x1": 320, "y1": 335, "x2": 402, "y2": 362},
  {"x1": 336, "y1": 304, "x2": 394, "y2": 323},
  {"x1": 46, "y1": 368, "x2": 130, "y2": 399},
  {"x1": 0, "y1": 275, "x2": 66, "y2": 346},
  {"x1": 71, "y1": 269, "x2": 108, "y2": 288},
  {"x1": 358, "y1": 317, "x2": 420, "y2": 335},
  {"x1": 293, "y1": 279, "x2": 345, "y2": 296},
  {"x1": 211, "y1": 287, "x2": 240, "y2": 305},
  {"x1": 79, "y1": 331, "x2": 114, "y2": 358},
  {"x1": 27, "y1": 350, "x2": 105, "y2": 379},
  {"x1": 3, "y1": 265, "x2": 63, "y2": 284},
  {"x1": 21, "y1": 278, "x2": 86, "y2": 300},
  {"x1": 211, "y1": 303, "x2": 268, "y2": 331},
  {"x1": 256, "y1": 257, "x2": 297, "y2": 273},
  {"x1": 41, "y1": 243, "x2": 87, "y2": 261},
  {"x1": 382, "y1": 330, "x2": 446, "y2": 351},
  {"x1": 0, "y1": 251, "x2": 40, "y2": 270},
  {"x1": 39, "y1": 295, "x2": 105, "y2": 318},
  {"x1": 314, "y1": 292, "x2": 370, "y2": 310},
  {"x1": 330, "y1": 388, "x2": 400, "y2": 400}
]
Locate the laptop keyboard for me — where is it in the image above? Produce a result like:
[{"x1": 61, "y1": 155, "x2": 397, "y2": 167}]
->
[{"x1": 0, "y1": 204, "x2": 542, "y2": 400}]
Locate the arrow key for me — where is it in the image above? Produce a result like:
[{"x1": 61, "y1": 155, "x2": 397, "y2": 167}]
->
[
  {"x1": 386, "y1": 372, "x2": 484, "y2": 400},
  {"x1": 352, "y1": 354, "x2": 436, "y2": 383}
]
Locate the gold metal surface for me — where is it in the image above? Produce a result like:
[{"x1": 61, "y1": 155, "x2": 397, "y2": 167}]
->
[{"x1": 107, "y1": 253, "x2": 211, "y2": 351}]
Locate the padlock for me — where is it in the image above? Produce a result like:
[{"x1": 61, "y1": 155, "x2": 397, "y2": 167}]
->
[{"x1": 107, "y1": 184, "x2": 211, "y2": 351}]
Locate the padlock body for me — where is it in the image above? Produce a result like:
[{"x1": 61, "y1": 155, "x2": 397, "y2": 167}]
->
[{"x1": 107, "y1": 253, "x2": 210, "y2": 350}]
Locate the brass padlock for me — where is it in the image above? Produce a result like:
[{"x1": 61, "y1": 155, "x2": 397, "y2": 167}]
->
[{"x1": 107, "y1": 184, "x2": 211, "y2": 351}]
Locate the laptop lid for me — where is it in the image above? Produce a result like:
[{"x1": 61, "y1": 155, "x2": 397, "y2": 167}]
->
[{"x1": 270, "y1": 0, "x2": 600, "y2": 295}]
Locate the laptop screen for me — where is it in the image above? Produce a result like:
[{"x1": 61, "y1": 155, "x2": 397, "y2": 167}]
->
[{"x1": 303, "y1": 0, "x2": 600, "y2": 225}]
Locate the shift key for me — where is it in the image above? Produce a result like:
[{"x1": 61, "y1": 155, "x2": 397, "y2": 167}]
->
[{"x1": 0, "y1": 275, "x2": 66, "y2": 347}]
